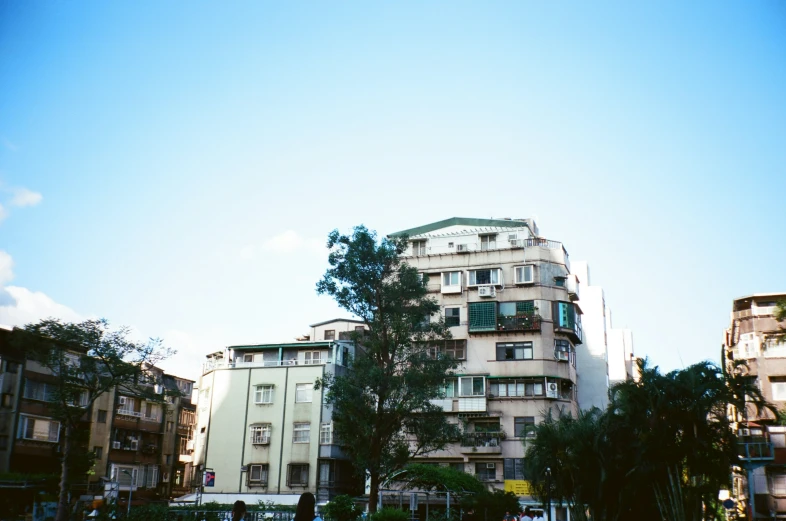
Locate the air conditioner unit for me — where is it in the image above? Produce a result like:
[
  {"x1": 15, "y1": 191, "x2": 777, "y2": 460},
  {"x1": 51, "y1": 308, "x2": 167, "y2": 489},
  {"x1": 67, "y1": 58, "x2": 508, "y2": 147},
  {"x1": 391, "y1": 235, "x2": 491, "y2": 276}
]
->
[
  {"x1": 118, "y1": 396, "x2": 127, "y2": 406},
  {"x1": 478, "y1": 286, "x2": 496, "y2": 298},
  {"x1": 508, "y1": 234, "x2": 518, "y2": 241},
  {"x1": 112, "y1": 441, "x2": 121, "y2": 449},
  {"x1": 741, "y1": 428, "x2": 751, "y2": 436},
  {"x1": 162, "y1": 473, "x2": 170, "y2": 483},
  {"x1": 456, "y1": 244, "x2": 469, "y2": 253},
  {"x1": 154, "y1": 384, "x2": 163, "y2": 394},
  {"x1": 556, "y1": 350, "x2": 569, "y2": 362},
  {"x1": 485, "y1": 463, "x2": 495, "y2": 469},
  {"x1": 546, "y1": 382, "x2": 559, "y2": 399},
  {"x1": 509, "y1": 239, "x2": 524, "y2": 248},
  {"x1": 130, "y1": 439, "x2": 139, "y2": 451}
]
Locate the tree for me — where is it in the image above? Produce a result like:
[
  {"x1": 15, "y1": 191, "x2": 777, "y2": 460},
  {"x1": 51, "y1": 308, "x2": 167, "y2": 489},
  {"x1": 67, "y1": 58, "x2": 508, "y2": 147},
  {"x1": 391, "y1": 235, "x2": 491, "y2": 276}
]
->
[
  {"x1": 316, "y1": 226, "x2": 461, "y2": 512},
  {"x1": 13, "y1": 318, "x2": 174, "y2": 521}
]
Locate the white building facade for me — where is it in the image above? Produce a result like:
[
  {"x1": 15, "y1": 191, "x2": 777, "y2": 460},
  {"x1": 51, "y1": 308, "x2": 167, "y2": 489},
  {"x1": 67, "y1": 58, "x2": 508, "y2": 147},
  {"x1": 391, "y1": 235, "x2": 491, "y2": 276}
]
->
[{"x1": 190, "y1": 319, "x2": 365, "y2": 505}]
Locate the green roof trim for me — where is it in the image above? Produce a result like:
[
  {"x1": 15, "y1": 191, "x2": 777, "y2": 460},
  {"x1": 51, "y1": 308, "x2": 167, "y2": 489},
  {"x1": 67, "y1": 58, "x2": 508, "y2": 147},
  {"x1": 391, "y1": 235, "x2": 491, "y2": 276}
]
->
[
  {"x1": 389, "y1": 217, "x2": 531, "y2": 238},
  {"x1": 485, "y1": 375, "x2": 570, "y2": 380},
  {"x1": 228, "y1": 341, "x2": 335, "y2": 351}
]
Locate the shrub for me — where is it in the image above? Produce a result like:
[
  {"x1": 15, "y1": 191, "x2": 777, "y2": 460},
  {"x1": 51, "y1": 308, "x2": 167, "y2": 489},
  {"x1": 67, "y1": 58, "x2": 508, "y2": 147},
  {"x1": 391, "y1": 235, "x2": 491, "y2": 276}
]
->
[
  {"x1": 370, "y1": 507, "x2": 409, "y2": 521},
  {"x1": 323, "y1": 495, "x2": 363, "y2": 521}
]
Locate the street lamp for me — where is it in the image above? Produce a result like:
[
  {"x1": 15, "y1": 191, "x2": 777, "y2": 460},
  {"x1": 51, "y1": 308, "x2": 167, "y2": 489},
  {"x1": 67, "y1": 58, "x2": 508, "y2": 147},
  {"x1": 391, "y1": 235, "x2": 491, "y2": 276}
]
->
[
  {"x1": 121, "y1": 470, "x2": 133, "y2": 517},
  {"x1": 544, "y1": 467, "x2": 551, "y2": 521}
]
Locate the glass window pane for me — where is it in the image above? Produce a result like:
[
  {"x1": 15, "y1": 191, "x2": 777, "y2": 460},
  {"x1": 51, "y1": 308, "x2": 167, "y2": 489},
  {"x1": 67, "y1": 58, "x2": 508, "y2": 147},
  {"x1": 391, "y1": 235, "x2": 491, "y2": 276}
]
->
[
  {"x1": 460, "y1": 378, "x2": 471, "y2": 396},
  {"x1": 499, "y1": 303, "x2": 516, "y2": 316},
  {"x1": 516, "y1": 383, "x2": 525, "y2": 396},
  {"x1": 473, "y1": 377, "x2": 484, "y2": 395}
]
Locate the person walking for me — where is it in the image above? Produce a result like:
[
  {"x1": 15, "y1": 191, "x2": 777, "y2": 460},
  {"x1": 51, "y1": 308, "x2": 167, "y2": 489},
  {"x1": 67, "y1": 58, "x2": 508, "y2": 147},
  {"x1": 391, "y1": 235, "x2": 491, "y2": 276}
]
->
[{"x1": 295, "y1": 492, "x2": 323, "y2": 521}]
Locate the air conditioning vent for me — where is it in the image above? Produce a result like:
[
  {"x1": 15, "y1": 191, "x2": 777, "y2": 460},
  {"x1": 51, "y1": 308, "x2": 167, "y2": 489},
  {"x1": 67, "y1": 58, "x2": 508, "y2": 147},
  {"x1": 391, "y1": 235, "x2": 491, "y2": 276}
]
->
[
  {"x1": 509, "y1": 239, "x2": 524, "y2": 248},
  {"x1": 478, "y1": 286, "x2": 496, "y2": 298},
  {"x1": 456, "y1": 244, "x2": 469, "y2": 253},
  {"x1": 486, "y1": 463, "x2": 496, "y2": 469},
  {"x1": 508, "y1": 234, "x2": 518, "y2": 241},
  {"x1": 112, "y1": 441, "x2": 121, "y2": 449},
  {"x1": 129, "y1": 439, "x2": 139, "y2": 451},
  {"x1": 118, "y1": 396, "x2": 127, "y2": 406},
  {"x1": 556, "y1": 350, "x2": 569, "y2": 362},
  {"x1": 546, "y1": 382, "x2": 559, "y2": 399}
]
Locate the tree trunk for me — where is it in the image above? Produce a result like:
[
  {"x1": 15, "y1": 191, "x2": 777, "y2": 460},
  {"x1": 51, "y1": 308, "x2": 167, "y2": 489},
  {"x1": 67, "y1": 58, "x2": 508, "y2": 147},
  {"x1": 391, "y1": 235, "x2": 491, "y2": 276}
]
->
[
  {"x1": 369, "y1": 472, "x2": 380, "y2": 514},
  {"x1": 55, "y1": 423, "x2": 72, "y2": 521}
]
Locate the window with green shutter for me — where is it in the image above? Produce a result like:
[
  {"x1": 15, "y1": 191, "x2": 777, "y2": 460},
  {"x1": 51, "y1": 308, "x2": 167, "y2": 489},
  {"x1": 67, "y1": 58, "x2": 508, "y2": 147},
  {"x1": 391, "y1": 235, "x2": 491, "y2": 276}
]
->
[
  {"x1": 516, "y1": 301, "x2": 535, "y2": 314},
  {"x1": 469, "y1": 302, "x2": 496, "y2": 331}
]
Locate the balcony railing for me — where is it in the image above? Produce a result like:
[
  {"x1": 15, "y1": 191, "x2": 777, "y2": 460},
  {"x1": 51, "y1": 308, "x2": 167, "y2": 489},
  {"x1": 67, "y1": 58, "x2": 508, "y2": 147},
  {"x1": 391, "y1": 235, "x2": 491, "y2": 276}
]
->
[
  {"x1": 460, "y1": 432, "x2": 504, "y2": 453},
  {"x1": 115, "y1": 409, "x2": 161, "y2": 423},
  {"x1": 738, "y1": 440, "x2": 775, "y2": 462},
  {"x1": 497, "y1": 315, "x2": 542, "y2": 332}
]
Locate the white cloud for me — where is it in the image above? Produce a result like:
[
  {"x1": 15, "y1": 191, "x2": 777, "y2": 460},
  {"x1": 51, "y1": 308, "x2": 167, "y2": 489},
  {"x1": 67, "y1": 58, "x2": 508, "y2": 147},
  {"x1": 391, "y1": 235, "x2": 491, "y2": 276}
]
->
[
  {"x1": 0, "y1": 250, "x2": 83, "y2": 327},
  {"x1": 260, "y1": 230, "x2": 325, "y2": 255},
  {"x1": 10, "y1": 188, "x2": 43, "y2": 207},
  {"x1": 0, "y1": 286, "x2": 83, "y2": 327},
  {"x1": 156, "y1": 329, "x2": 219, "y2": 382}
]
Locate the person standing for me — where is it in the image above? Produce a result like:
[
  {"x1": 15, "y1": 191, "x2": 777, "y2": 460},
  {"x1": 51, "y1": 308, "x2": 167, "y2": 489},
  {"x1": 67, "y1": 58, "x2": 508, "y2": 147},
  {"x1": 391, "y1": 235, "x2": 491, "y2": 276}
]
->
[
  {"x1": 503, "y1": 511, "x2": 517, "y2": 521},
  {"x1": 295, "y1": 492, "x2": 323, "y2": 521},
  {"x1": 231, "y1": 501, "x2": 247, "y2": 521}
]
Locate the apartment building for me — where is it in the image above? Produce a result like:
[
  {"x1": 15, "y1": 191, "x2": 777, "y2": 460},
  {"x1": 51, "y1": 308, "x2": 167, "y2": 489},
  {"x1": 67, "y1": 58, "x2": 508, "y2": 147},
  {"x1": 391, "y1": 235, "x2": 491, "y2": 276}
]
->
[
  {"x1": 724, "y1": 293, "x2": 786, "y2": 519},
  {"x1": 389, "y1": 217, "x2": 595, "y2": 518},
  {"x1": 190, "y1": 319, "x2": 365, "y2": 505},
  {"x1": 0, "y1": 327, "x2": 196, "y2": 512}
]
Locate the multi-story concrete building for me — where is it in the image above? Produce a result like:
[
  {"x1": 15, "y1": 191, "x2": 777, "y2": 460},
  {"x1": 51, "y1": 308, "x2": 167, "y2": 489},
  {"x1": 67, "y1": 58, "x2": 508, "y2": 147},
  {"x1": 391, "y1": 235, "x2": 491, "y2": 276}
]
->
[
  {"x1": 605, "y1": 311, "x2": 637, "y2": 386},
  {"x1": 389, "y1": 217, "x2": 591, "y2": 519},
  {"x1": 724, "y1": 293, "x2": 786, "y2": 519},
  {"x1": 0, "y1": 327, "x2": 196, "y2": 513},
  {"x1": 190, "y1": 319, "x2": 365, "y2": 505}
]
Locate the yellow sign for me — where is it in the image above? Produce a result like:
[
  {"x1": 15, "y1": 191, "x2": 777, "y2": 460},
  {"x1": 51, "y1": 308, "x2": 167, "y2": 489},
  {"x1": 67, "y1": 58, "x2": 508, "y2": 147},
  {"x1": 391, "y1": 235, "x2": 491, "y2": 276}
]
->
[{"x1": 504, "y1": 480, "x2": 534, "y2": 496}]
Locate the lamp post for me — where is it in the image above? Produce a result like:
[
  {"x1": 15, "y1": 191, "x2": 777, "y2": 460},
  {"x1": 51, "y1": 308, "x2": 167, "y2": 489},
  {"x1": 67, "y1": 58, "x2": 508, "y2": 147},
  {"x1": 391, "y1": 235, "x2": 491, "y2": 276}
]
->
[
  {"x1": 121, "y1": 470, "x2": 133, "y2": 517},
  {"x1": 544, "y1": 467, "x2": 551, "y2": 521}
]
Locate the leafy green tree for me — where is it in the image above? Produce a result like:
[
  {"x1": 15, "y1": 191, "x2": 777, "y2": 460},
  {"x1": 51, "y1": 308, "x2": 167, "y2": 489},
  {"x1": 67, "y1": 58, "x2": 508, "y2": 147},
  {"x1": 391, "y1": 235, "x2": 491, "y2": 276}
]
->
[
  {"x1": 394, "y1": 464, "x2": 484, "y2": 496},
  {"x1": 316, "y1": 226, "x2": 461, "y2": 512},
  {"x1": 463, "y1": 490, "x2": 521, "y2": 521},
  {"x1": 13, "y1": 319, "x2": 173, "y2": 521},
  {"x1": 525, "y1": 359, "x2": 775, "y2": 521},
  {"x1": 322, "y1": 494, "x2": 364, "y2": 521}
]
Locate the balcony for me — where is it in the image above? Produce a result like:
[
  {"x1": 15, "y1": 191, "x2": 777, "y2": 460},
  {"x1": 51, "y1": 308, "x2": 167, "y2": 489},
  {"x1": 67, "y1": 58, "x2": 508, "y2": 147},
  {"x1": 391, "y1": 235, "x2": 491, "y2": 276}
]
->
[
  {"x1": 738, "y1": 440, "x2": 775, "y2": 463},
  {"x1": 496, "y1": 314, "x2": 542, "y2": 333},
  {"x1": 430, "y1": 397, "x2": 487, "y2": 413},
  {"x1": 460, "y1": 432, "x2": 504, "y2": 454}
]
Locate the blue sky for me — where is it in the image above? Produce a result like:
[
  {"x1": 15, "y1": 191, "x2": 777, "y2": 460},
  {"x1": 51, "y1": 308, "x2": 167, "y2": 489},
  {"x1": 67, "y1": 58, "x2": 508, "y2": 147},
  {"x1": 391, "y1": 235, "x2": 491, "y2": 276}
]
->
[{"x1": 1, "y1": 1, "x2": 784, "y2": 380}]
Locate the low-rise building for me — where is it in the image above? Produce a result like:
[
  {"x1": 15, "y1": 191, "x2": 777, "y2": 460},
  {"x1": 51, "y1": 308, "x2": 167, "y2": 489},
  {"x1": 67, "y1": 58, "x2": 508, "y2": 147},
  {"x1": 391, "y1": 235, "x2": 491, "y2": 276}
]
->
[{"x1": 190, "y1": 319, "x2": 365, "y2": 505}]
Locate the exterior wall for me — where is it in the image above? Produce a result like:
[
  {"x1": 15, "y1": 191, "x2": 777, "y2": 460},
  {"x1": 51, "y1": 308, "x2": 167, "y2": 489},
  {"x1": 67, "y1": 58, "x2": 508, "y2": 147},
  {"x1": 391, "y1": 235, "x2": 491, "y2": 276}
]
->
[
  {"x1": 88, "y1": 387, "x2": 116, "y2": 481},
  {"x1": 309, "y1": 320, "x2": 366, "y2": 342},
  {"x1": 606, "y1": 310, "x2": 635, "y2": 385},
  {"x1": 0, "y1": 328, "x2": 25, "y2": 473},
  {"x1": 195, "y1": 341, "x2": 361, "y2": 500},
  {"x1": 572, "y1": 261, "x2": 610, "y2": 411},
  {"x1": 398, "y1": 223, "x2": 581, "y2": 496}
]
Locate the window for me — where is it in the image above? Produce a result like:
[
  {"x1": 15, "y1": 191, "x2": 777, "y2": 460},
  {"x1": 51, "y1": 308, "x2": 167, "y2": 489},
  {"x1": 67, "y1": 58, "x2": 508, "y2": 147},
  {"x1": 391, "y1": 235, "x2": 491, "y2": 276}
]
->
[
  {"x1": 324, "y1": 330, "x2": 335, "y2": 341},
  {"x1": 475, "y1": 462, "x2": 496, "y2": 481},
  {"x1": 293, "y1": 423, "x2": 311, "y2": 443},
  {"x1": 355, "y1": 326, "x2": 365, "y2": 332},
  {"x1": 496, "y1": 342, "x2": 533, "y2": 361},
  {"x1": 23, "y1": 380, "x2": 57, "y2": 402},
  {"x1": 450, "y1": 462, "x2": 465, "y2": 473},
  {"x1": 555, "y1": 339, "x2": 574, "y2": 364},
  {"x1": 554, "y1": 277, "x2": 566, "y2": 287},
  {"x1": 459, "y1": 376, "x2": 485, "y2": 397},
  {"x1": 243, "y1": 354, "x2": 254, "y2": 363},
  {"x1": 255, "y1": 385, "x2": 274, "y2": 404},
  {"x1": 144, "y1": 465, "x2": 159, "y2": 488},
  {"x1": 251, "y1": 424, "x2": 271, "y2": 444},
  {"x1": 469, "y1": 302, "x2": 496, "y2": 331},
  {"x1": 18, "y1": 415, "x2": 60, "y2": 442},
  {"x1": 489, "y1": 379, "x2": 544, "y2": 397},
  {"x1": 98, "y1": 410, "x2": 107, "y2": 423},
  {"x1": 479, "y1": 235, "x2": 496, "y2": 251},
  {"x1": 468, "y1": 268, "x2": 500, "y2": 286},
  {"x1": 504, "y1": 458, "x2": 526, "y2": 480},
  {"x1": 319, "y1": 460, "x2": 336, "y2": 485},
  {"x1": 445, "y1": 307, "x2": 461, "y2": 327},
  {"x1": 249, "y1": 464, "x2": 269, "y2": 485},
  {"x1": 772, "y1": 382, "x2": 786, "y2": 401},
  {"x1": 288, "y1": 463, "x2": 309, "y2": 486},
  {"x1": 295, "y1": 383, "x2": 313, "y2": 403},
  {"x1": 514, "y1": 417, "x2": 535, "y2": 438},
  {"x1": 412, "y1": 240, "x2": 427, "y2": 256},
  {"x1": 320, "y1": 423, "x2": 333, "y2": 444},
  {"x1": 514, "y1": 265, "x2": 534, "y2": 284},
  {"x1": 773, "y1": 474, "x2": 786, "y2": 495},
  {"x1": 303, "y1": 351, "x2": 323, "y2": 365},
  {"x1": 429, "y1": 340, "x2": 466, "y2": 360},
  {"x1": 118, "y1": 396, "x2": 136, "y2": 414},
  {"x1": 1, "y1": 393, "x2": 11, "y2": 408},
  {"x1": 94, "y1": 446, "x2": 103, "y2": 460},
  {"x1": 441, "y1": 271, "x2": 462, "y2": 293}
]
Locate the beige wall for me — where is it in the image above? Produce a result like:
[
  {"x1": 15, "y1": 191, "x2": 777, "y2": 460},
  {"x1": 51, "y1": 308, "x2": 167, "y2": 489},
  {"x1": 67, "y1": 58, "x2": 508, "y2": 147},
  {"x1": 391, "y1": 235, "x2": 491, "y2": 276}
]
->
[{"x1": 198, "y1": 364, "x2": 325, "y2": 494}]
